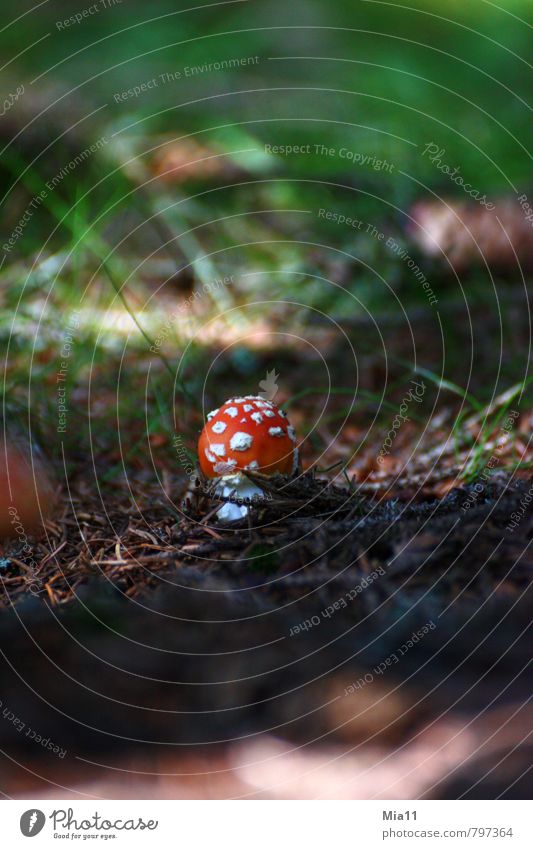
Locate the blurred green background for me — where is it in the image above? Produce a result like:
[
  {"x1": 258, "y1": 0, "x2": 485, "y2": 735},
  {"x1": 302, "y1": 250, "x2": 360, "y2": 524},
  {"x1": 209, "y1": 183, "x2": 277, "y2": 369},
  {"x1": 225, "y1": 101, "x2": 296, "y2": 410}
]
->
[{"x1": 1, "y1": 0, "x2": 531, "y2": 477}]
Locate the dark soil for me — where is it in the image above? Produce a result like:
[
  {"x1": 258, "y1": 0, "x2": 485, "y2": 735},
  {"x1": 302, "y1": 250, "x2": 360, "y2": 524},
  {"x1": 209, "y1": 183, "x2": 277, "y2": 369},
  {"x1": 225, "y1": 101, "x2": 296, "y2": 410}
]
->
[{"x1": 0, "y1": 473, "x2": 531, "y2": 798}]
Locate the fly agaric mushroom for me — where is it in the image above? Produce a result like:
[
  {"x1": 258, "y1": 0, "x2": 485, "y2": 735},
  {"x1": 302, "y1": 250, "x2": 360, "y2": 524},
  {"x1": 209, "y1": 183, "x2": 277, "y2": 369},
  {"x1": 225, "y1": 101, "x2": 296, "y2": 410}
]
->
[{"x1": 198, "y1": 395, "x2": 298, "y2": 521}]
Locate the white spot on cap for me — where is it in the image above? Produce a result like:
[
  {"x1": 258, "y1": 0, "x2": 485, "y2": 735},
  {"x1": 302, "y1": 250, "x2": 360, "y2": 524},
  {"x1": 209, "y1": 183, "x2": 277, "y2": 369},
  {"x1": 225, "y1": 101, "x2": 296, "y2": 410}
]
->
[
  {"x1": 245, "y1": 460, "x2": 259, "y2": 470},
  {"x1": 279, "y1": 409, "x2": 287, "y2": 418},
  {"x1": 243, "y1": 404, "x2": 253, "y2": 412},
  {"x1": 287, "y1": 426, "x2": 297, "y2": 442},
  {"x1": 204, "y1": 448, "x2": 216, "y2": 463},
  {"x1": 225, "y1": 406, "x2": 238, "y2": 418},
  {"x1": 211, "y1": 443, "x2": 226, "y2": 457},
  {"x1": 254, "y1": 400, "x2": 269, "y2": 408},
  {"x1": 263, "y1": 409, "x2": 275, "y2": 418},
  {"x1": 212, "y1": 421, "x2": 227, "y2": 434},
  {"x1": 251, "y1": 412, "x2": 263, "y2": 424},
  {"x1": 207, "y1": 408, "x2": 219, "y2": 421},
  {"x1": 232, "y1": 397, "x2": 247, "y2": 403},
  {"x1": 269, "y1": 427, "x2": 285, "y2": 438},
  {"x1": 240, "y1": 417, "x2": 247, "y2": 423},
  {"x1": 230, "y1": 431, "x2": 253, "y2": 451},
  {"x1": 214, "y1": 459, "x2": 237, "y2": 474}
]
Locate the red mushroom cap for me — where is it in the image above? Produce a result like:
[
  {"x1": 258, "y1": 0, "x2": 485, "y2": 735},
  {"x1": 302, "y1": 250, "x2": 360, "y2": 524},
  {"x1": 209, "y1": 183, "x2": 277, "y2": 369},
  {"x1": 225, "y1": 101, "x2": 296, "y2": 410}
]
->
[{"x1": 198, "y1": 396, "x2": 298, "y2": 478}]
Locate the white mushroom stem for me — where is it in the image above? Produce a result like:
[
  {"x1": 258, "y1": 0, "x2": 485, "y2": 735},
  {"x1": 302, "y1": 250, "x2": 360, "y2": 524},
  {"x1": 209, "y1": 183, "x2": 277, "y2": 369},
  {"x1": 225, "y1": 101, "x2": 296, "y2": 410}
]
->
[{"x1": 214, "y1": 473, "x2": 265, "y2": 522}]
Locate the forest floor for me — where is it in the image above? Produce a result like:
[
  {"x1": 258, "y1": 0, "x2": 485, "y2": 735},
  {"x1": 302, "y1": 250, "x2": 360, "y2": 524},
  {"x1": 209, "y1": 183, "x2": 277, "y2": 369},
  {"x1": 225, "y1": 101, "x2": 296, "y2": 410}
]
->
[{"x1": 1, "y1": 94, "x2": 532, "y2": 798}]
